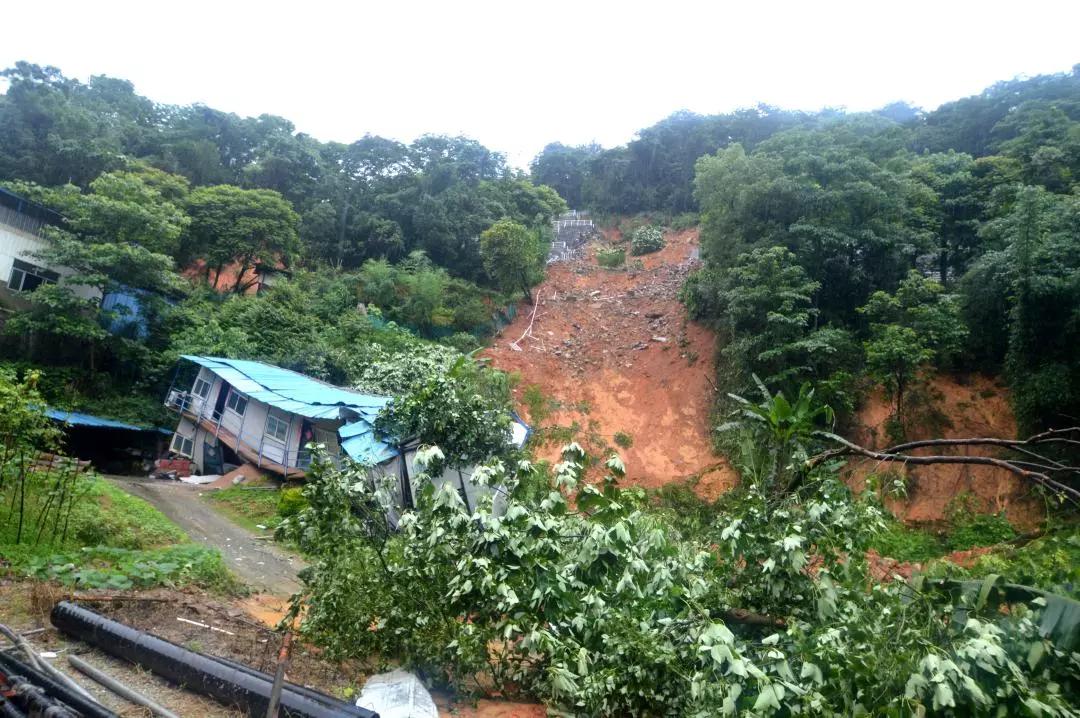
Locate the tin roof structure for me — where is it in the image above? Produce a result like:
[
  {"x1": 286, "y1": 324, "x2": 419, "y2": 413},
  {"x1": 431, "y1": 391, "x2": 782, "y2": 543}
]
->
[
  {"x1": 179, "y1": 355, "x2": 529, "y2": 467},
  {"x1": 45, "y1": 408, "x2": 171, "y2": 434}
]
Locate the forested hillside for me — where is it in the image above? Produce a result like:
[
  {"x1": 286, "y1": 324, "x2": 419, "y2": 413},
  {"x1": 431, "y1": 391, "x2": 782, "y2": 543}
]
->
[
  {"x1": 2, "y1": 56, "x2": 1080, "y2": 717},
  {"x1": 0, "y1": 61, "x2": 564, "y2": 421},
  {"x1": 536, "y1": 66, "x2": 1080, "y2": 436}
]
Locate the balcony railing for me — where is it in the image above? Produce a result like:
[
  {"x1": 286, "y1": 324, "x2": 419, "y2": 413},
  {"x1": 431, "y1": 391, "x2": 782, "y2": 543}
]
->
[{"x1": 165, "y1": 389, "x2": 206, "y2": 417}]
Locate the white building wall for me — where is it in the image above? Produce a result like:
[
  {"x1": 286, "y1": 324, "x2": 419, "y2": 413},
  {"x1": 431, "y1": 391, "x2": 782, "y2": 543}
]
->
[
  {"x1": 370, "y1": 448, "x2": 506, "y2": 528},
  {"x1": 235, "y1": 398, "x2": 268, "y2": 458},
  {"x1": 201, "y1": 368, "x2": 223, "y2": 408},
  {"x1": 0, "y1": 221, "x2": 101, "y2": 300},
  {"x1": 183, "y1": 374, "x2": 304, "y2": 469}
]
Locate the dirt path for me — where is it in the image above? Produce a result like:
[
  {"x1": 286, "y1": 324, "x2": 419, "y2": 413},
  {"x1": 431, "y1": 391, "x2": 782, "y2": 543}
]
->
[
  {"x1": 483, "y1": 228, "x2": 735, "y2": 497},
  {"x1": 108, "y1": 477, "x2": 305, "y2": 596}
]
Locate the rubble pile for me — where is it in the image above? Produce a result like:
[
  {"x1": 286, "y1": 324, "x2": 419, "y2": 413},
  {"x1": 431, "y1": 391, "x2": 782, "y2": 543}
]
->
[
  {"x1": 533, "y1": 252, "x2": 698, "y2": 375},
  {"x1": 483, "y1": 228, "x2": 736, "y2": 495}
]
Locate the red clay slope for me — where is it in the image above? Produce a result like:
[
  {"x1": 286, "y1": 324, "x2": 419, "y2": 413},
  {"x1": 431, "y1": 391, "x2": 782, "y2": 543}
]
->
[{"x1": 482, "y1": 228, "x2": 735, "y2": 497}]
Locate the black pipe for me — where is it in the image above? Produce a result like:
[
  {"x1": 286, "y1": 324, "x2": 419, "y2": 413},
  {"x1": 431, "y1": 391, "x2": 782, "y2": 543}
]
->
[
  {"x1": 51, "y1": 602, "x2": 376, "y2": 718},
  {"x1": 0, "y1": 651, "x2": 116, "y2": 718},
  {"x1": 6, "y1": 674, "x2": 80, "y2": 717},
  {"x1": 0, "y1": 693, "x2": 26, "y2": 718},
  {"x1": 206, "y1": 652, "x2": 349, "y2": 710}
]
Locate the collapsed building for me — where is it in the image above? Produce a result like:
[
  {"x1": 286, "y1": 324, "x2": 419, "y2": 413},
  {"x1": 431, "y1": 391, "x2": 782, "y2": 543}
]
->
[{"x1": 165, "y1": 355, "x2": 529, "y2": 515}]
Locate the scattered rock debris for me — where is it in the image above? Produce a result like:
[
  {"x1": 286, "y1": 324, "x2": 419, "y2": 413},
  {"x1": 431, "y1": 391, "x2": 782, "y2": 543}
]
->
[{"x1": 483, "y1": 228, "x2": 736, "y2": 498}]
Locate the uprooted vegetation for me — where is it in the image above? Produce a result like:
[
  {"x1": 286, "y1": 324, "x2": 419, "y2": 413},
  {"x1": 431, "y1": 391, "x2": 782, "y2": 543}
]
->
[{"x1": 280, "y1": 393, "x2": 1079, "y2": 715}]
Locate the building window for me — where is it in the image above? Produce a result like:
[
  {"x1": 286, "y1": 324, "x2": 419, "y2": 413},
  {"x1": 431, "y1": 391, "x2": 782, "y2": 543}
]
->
[
  {"x1": 170, "y1": 432, "x2": 194, "y2": 457},
  {"x1": 8, "y1": 259, "x2": 59, "y2": 293},
  {"x1": 314, "y1": 427, "x2": 338, "y2": 449},
  {"x1": 192, "y1": 377, "x2": 211, "y2": 399},
  {"x1": 225, "y1": 390, "x2": 247, "y2": 416},
  {"x1": 265, "y1": 412, "x2": 289, "y2": 444}
]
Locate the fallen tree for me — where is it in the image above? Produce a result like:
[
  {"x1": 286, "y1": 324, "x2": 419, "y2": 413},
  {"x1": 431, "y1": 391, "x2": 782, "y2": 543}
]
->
[
  {"x1": 810, "y1": 427, "x2": 1080, "y2": 505},
  {"x1": 279, "y1": 439, "x2": 1080, "y2": 715}
]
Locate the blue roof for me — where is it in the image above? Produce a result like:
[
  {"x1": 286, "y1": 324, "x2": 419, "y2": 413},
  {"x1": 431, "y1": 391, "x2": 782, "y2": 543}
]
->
[
  {"x1": 181, "y1": 355, "x2": 389, "y2": 421},
  {"x1": 180, "y1": 355, "x2": 396, "y2": 464},
  {"x1": 46, "y1": 408, "x2": 170, "y2": 434},
  {"x1": 179, "y1": 355, "x2": 531, "y2": 467}
]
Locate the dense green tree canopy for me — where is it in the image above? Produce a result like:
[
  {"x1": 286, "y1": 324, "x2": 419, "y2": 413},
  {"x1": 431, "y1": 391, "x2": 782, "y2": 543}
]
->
[
  {"x1": 479, "y1": 219, "x2": 544, "y2": 301},
  {"x1": 183, "y1": 184, "x2": 300, "y2": 291},
  {"x1": 677, "y1": 65, "x2": 1080, "y2": 432}
]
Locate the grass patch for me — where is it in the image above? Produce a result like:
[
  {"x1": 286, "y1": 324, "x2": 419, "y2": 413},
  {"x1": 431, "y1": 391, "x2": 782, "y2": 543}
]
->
[
  {"x1": 870, "y1": 509, "x2": 1019, "y2": 563},
  {"x1": 946, "y1": 512, "x2": 1017, "y2": 551},
  {"x1": 0, "y1": 474, "x2": 186, "y2": 550},
  {"x1": 203, "y1": 485, "x2": 284, "y2": 533},
  {"x1": 870, "y1": 519, "x2": 946, "y2": 562},
  {"x1": 0, "y1": 473, "x2": 239, "y2": 594},
  {"x1": 70, "y1": 479, "x2": 188, "y2": 549},
  {"x1": 596, "y1": 247, "x2": 626, "y2": 269}
]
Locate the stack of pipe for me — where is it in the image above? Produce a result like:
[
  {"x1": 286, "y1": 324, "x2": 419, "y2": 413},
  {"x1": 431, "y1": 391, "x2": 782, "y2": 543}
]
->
[
  {"x1": 51, "y1": 602, "x2": 376, "y2": 718},
  {"x1": 0, "y1": 649, "x2": 117, "y2": 718}
]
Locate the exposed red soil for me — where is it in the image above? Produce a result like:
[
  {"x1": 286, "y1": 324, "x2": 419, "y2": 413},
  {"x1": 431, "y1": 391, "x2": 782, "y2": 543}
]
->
[
  {"x1": 845, "y1": 373, "x2": 1044, "y2": 529},
  {"x1": 866, "y1": 545, "x2": 998, "y2": 583},
  {"x1": 183, "y1": 257, "x2": 288, "y2": 295},
  {"x1": 483, "y1": 228, "x2": 735, "y2": 497}
]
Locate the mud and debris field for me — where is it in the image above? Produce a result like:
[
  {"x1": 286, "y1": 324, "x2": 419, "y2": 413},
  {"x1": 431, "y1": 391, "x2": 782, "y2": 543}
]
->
[{"x1": 484, "y1": 228, "x2": 734, "y2": 496}]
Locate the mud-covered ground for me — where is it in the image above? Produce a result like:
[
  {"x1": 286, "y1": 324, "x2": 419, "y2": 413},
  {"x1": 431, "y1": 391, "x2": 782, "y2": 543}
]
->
[
  {"x1": 484, "y1": 227, "x2": 735, "y2": 497},
  {"x1": 0, "y1": 581, "x2": 546, "y2": 718}
]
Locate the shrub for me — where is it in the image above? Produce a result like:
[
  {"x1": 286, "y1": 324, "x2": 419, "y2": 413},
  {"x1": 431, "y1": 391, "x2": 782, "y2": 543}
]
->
[
  {"x1": 278, "y1": 487, "x2": 309, "y2": 519},
  {"x1": 669, "y1": 212, "x2": 699, "y2": 231},
  {"x1": 440, "y1": 331, "x2": 483, "y2": 354},
  {"x1": 945, "y1": 494, "x2": 1018, "y2": 551},
  {"x1": 521, "y1": 384, "x2": 553, "y2": 426},
  {"x1": 24, "y1": 544, "x2": 242, "y2": 594},
  {"x1": 960, "y1": 530, "x2": 1080, "y2": 597},
  {"x1": 595, "y1": 247, "x2": 625, "y2": 268},
  {"x1": 630, "y1": 225, "x2": 665, "y2": 255},
  {"x1": 613, "y1": 431, "x2": 633, "y2": 449},
  {"x1": 870, "y1": 520, "x2": 946, "y2": 562},
  {"x1": 948, "y1": 512, "x2": 1017, "y2": 551}
]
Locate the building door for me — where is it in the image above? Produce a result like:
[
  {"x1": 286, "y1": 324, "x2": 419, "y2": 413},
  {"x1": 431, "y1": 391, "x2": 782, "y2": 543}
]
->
[
  {"x1": 203, "y1": 440, "x2": 224, "y2": 475},
  {"x1": 297, "y1": 419, "x2": 315, "y2": 467},
  {"x1": 213, "y1": 381, "x2": 232, "y2": 419}
]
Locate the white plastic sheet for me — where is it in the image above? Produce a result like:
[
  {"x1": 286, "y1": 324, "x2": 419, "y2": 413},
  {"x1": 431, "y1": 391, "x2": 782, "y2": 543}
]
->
[
  {"x1": 356, "y1": 670, "x2": 437, "y2": 718},
  {"x1": 179, "y1": 474, "x2": 221, "y2": 485}
]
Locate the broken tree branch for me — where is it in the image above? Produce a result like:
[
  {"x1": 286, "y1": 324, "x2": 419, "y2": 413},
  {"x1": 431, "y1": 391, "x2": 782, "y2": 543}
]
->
[
  {"x1": 810, "y1": 430, "x2": 1080, "y2": 505},
  {"x1": 883, "y1": 427, "x2": 1080, "y2": 458}
]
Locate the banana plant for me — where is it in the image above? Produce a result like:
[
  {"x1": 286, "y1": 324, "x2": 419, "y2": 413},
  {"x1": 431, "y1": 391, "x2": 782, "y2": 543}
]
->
[{"x1": 719, "y1": 375, "x2": 834, "y2": 495}]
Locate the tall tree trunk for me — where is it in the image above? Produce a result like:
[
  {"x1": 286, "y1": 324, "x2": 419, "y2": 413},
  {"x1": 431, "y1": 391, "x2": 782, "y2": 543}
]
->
[
  {"x1": 233, "y1": 259, "x2": 252, "y2": 293},
  {"x1": 14, "y1": 454, "x2": 27, "y2": 544}
]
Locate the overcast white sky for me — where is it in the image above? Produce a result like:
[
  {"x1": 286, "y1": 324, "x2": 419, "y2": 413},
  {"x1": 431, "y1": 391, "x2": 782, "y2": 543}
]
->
[{"x1": 3, "y1": 0, "x2": 1078, "y2": 168}]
